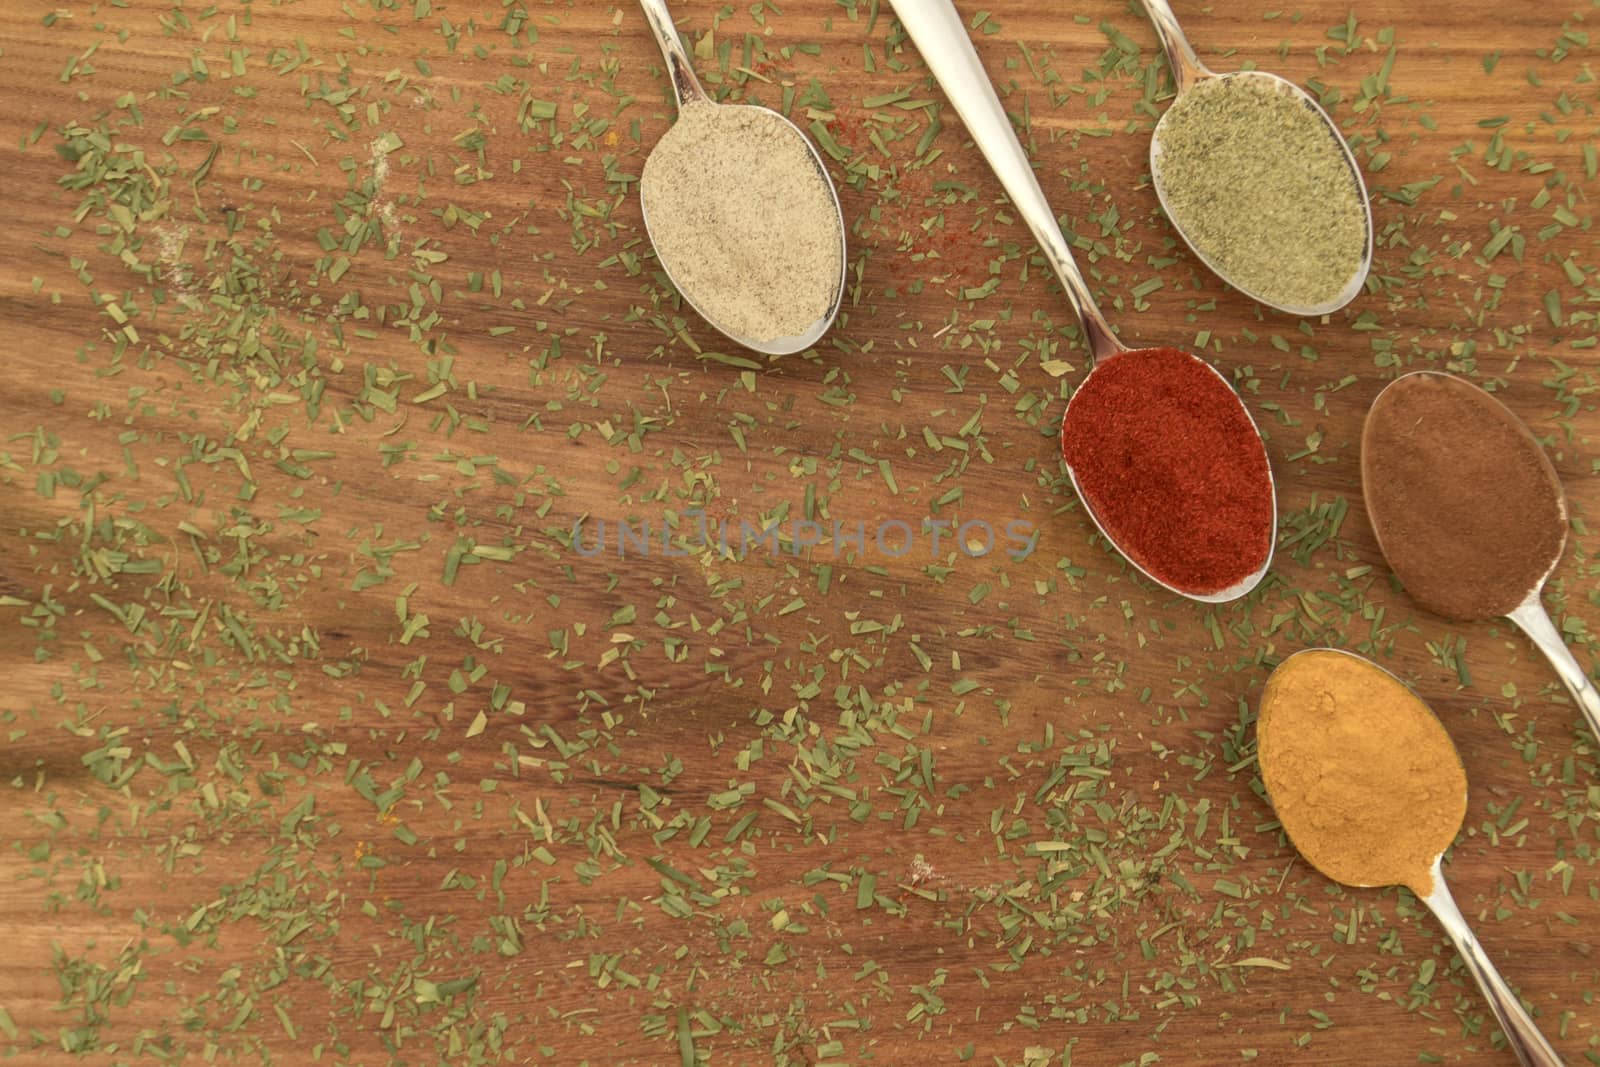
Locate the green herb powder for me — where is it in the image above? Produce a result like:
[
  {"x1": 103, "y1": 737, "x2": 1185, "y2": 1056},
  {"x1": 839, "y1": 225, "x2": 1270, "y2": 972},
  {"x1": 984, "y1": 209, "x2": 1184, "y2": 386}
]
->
[{"x1": 1152, "y1": 74, "x2": 1368, "y2": 311}]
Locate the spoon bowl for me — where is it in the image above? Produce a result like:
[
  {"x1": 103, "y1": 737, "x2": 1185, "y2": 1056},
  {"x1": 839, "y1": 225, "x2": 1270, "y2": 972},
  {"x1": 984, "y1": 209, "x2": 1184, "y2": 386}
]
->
[
  {"x1": 637, "y1": 0, "x2": 846, "y2": 355},
  {"x1": 887, "y1": 0, "x2": 1275, "y2": 603},
  {"x1": 1061, "y1": 348, "x2": 1277, "y2": 602},
  {"x1": 1259, "y1": 649, "x2": 1565, "y2": 1067},
  {"x1": 1141, "y1": 1, "x2": 1374, "y2": 315}
]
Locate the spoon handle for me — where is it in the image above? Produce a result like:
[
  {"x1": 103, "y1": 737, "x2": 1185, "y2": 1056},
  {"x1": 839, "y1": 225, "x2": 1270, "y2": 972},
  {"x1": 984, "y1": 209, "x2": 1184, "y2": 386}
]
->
[
  {"x1": 1422, "y1": 862, "x2": 1566, "y2": 1067},
  {"x1": 637, "y1": 0, "x2": 709, "y2": 108},
  {"x1": 885, "y1": 0, "x2": 1124, "y2": 363},
  {"x1": 1509, "y1": 594, "x2": 1600, "y2": 747},
  {"x1": 1137, "y1": 0, "x2": 1211, "y2": 96}
]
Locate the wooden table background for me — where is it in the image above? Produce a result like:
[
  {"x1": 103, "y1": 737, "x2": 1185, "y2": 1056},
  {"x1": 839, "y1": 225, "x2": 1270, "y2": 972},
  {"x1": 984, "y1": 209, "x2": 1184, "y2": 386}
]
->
[{"x1": 2, "y1": 0, "x2": 1597, "y2": 1063}]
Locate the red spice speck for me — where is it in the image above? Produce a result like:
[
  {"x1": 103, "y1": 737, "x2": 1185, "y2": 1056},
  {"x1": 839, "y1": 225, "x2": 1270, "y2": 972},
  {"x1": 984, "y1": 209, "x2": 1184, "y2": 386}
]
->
[
  {"x1": 1060, "y1": 347, "x2": 1275, "y2": 595},
  {"x1": 828, "y1": 109, "x2": 871, "y2": 151}
]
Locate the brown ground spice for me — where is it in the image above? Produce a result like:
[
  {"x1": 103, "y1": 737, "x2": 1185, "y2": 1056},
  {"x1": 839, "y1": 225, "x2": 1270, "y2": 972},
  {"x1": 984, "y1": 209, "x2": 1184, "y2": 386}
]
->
[
  {"x1": 1257, "y1": 650, "x2": 1467, "y2": 897},
  {"x1": 1360, "y1": 372, "x2": 1566, "y2": 620}
]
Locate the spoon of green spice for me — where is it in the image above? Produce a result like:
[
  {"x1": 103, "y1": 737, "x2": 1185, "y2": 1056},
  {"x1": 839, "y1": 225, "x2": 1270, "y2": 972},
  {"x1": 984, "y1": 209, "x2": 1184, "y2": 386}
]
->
[
  {"x1": 886, "y1": 0, "x2": 1277, "y2": 604},
  {"x1": 636, "y1": 0, "x2": 847, "y2": 355},
  {"x1": 1139, "y1": 0, "x2": 1374, "y2": 316}
]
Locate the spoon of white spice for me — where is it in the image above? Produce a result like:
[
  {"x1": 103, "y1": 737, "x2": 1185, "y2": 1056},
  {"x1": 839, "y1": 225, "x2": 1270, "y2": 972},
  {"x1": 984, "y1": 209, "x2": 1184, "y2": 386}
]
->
[
  {"x1": 636, "y1": 0, "x2": 847, "y2": 356},
  {"x1": 1140, "y1": 0, "x2": 1374, "y2": 316}
]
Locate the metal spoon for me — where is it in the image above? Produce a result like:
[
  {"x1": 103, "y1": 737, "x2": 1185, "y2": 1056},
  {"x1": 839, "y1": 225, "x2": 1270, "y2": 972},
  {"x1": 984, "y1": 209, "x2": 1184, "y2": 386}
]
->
[
  {"x1": 1259, "y1": 649, "x2": 1565, "y2": 1067},
  {"x1": 1140, "y1": 0, "x2": 1374, "y2": 316},
  {"x1": 636, "y1": 0, "x2": 846, "y2": 355},
  {"x1": 885, "y1": 0, "x2": 1275, "y2": 603},
  {"x1": 1362, "y1": 371, "x2": 1600, "y2": 745}
]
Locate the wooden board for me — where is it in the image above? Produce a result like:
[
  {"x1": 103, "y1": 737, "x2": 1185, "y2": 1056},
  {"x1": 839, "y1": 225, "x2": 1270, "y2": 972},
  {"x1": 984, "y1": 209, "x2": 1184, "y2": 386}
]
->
[{"x1": 1, "y1": 0, "x2": 1596, "y2": 1063}]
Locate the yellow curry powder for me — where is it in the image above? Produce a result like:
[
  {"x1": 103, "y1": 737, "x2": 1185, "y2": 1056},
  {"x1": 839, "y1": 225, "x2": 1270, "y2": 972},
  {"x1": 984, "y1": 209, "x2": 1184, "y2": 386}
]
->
[{"x1": 1257, "y1": 650, "x2": 1467, "y2": 897}]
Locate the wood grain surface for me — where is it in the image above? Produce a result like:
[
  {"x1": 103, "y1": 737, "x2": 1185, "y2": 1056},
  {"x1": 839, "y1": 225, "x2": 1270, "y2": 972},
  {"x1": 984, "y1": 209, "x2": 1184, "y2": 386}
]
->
[{"x1": 2, "y1": 0, "x2": 1598, "y2": 1064}]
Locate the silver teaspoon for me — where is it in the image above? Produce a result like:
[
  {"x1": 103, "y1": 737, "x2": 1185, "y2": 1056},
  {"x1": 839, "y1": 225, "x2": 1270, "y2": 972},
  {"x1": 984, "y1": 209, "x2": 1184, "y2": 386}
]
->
[
  {"x1": 636, "y1": 0, "x2": 846, "y2": 355},
  {"x1": 1141, "y1": 0, "x2": 1374, "y2": 316},
  {"x1": 1362, "y1": 371, "x2": 1600, "y2": 746},
  {"x1": 886, "y1": 0, "x2": 1276, "y2": 603},
  {"x1": 1260, "y1": 649, "x2": 1566, "y2": 1067}
]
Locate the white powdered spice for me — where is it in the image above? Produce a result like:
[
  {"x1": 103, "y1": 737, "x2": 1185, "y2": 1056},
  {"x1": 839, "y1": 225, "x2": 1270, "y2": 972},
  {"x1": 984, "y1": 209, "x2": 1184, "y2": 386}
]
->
[{"x1": 640, "y1": 101, "x2": 842, "y2": 346}]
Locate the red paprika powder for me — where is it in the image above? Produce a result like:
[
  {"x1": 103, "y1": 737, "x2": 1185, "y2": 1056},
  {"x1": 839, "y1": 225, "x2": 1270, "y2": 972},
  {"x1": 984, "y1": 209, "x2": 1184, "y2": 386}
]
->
[{"x1": 1060, "y1": 347, "x2": 1275, "y2": 596}]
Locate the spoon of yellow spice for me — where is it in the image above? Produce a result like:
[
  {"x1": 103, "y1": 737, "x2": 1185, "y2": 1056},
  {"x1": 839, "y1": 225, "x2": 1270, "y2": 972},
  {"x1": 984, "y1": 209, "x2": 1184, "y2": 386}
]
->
[
  {"x1": 1258, "y1": 649, "x2": 1565, "y2": 1066},
  {"x1": 1139, "y1": 0, "x2": 1374, "y2": 315},
  {"x1": 1361, "y1": 371, "x2": 1600, "y2": 747}
]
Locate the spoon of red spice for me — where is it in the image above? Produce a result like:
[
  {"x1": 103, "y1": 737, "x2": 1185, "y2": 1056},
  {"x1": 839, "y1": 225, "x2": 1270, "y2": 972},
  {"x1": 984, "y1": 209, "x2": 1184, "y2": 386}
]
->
[
  {"x1": 886, "y1": 0, "x2": 1277, "y2": 602},
  {"x1": 1138, "y1": 0, "x2": 1374, "y2": 316}
]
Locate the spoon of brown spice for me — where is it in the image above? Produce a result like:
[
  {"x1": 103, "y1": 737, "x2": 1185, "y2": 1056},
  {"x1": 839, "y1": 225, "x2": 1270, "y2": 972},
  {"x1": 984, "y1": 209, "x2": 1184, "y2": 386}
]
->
[
  {"x1": 885, "y1": 0, "x2": 1276, "y2": 603},
  {"x1": 1258, "y1": 649, "x2": 1566, "y2": 1066},
  {"x1": 1361, "y1": 371, "x2": 1600, "y2": 745}
]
